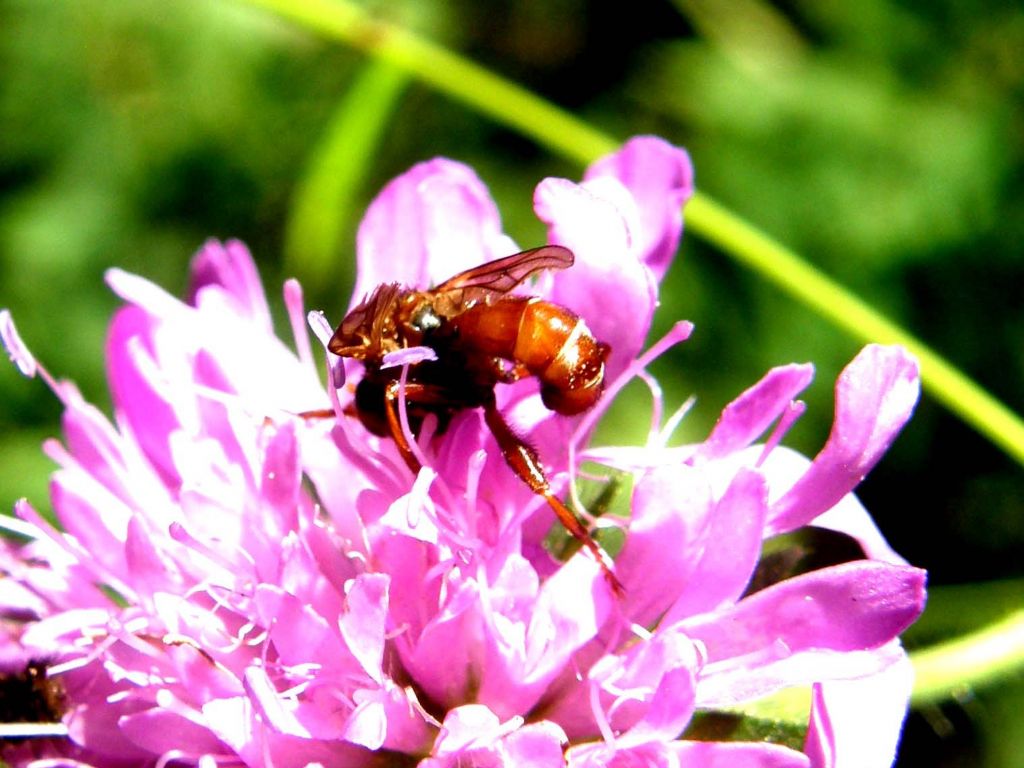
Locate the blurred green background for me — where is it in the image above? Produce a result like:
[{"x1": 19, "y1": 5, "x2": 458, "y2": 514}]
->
[{"x1": 1, "y1": 0, "x2": 1021, "y2": 764}]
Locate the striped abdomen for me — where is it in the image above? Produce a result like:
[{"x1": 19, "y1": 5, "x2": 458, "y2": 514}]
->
[{"x1": 450, "y1": 296, "x2": 609, "y2": 415}]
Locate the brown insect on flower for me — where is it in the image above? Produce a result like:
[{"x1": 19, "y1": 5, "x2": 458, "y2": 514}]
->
[
  {"x1": 0, "y1": 659, "x2": 66, "y2": 736},
  {"x1": 329, "y1": 245, "x2": 622, "y2": 594}
]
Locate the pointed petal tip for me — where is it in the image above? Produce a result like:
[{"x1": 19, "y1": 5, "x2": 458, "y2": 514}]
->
[{"x1": 0, "y1": 309, "x2": 37, "y2": 378}]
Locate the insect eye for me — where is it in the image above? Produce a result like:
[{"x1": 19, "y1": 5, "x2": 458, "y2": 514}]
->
[{"x1": 410, "y1": 305, "x2": 442, "y2": 333}]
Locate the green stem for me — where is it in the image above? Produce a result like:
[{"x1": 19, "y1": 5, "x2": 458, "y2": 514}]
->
[
  {"x1": 236, "y1": 0, "x2": 617, "y2": 164},
  {"x1": 284, "y1": 59, "x2": 409, "y2": 288},
  {"x1": 685, "y1": 195, "x2": 1024, "y2": 466},
  {"x1": 911, "y1": 608, "x2": 1024, "y2": 706},
  {"x1": 233, "y1": 0, "x2": 1024, "y2": 467}
]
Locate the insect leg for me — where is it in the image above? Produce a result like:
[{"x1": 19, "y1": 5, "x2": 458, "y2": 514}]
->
[
  {"x1": 383, "y1": 380, "x2": 433, "y2": 474},
  {"x1": 383, "y1": 379, "x2": 464, "y2": 475},
  {"x1": 481, "y1": 398, "x2": 623, "y2": 596},
  {"x1": 295, "y1": 408, "x2": 336, "y2": 420}
]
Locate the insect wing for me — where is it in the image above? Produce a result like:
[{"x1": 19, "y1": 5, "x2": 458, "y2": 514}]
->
[
  {"x1": 329, "y1": 282, "x2": 401, "y2": 357},
  {"x1": 433, "y1": 245, "x2": 574, "y2": 297}
]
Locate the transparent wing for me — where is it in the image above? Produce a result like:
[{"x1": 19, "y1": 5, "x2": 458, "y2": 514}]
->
[
  {"x1": 434, "y1": 245, "x2": 574, "y2": 297},
  {"x1": 328, "y1": 282, "x2": 401, "y2": 357}
]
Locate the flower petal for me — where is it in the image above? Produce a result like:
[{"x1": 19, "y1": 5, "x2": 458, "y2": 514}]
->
[
  {"x1": 105, "y1": 306, "x2": 184, "y2": 485},
  {"x1": 698, "y1": 364, "x2": 815, "y2": 462},
  {"x1": 534, "y1": 176, "x2": 657, "y2": 377},
  {"x1": 691, "y1": 562, "x2": 925, "y2": 659},
  {"x1": 502, "y1": 719, "x2": 570, "y2": 768},
  {"x1": 608, "y1": 626, "x2": 701, "y2": 747},
  {"x1": 685, "y1": 562, "x2": 925, "y2": 706},
  {"x1": 187, "y1": 239, "x2": 272, "y2": 333},
  {"x1": 119, "y1": 704, "x2": 226, "y2": 758},
  {"x1": 616, "y1": 464, "x2": 715, "y2": 626},
  {"x1": 584, "y1": 135, "x2": 695, "y2": 281},
  {"x1": 671, "y1": 741, "x2": 811, "y2": 768},
  {"x1": 769, "y1": 346, "x2": 920, "y2": 533},
  {"x1": 568, "y1": 739, "x2": 810, "y2": 768},
  {"x1": 354, "y1": 158, "x2": 517, "y2": 301},
  {"x1": 660, "y1": 468, "x2": 769, "y2": 624},
  {"x1": 804, "y1": 648, "x2": 914, "y2": 768},
  {"x1": 756, "y1": 446, "x2": 910, "y2": 565},
  {"x1": 338, "y1": 573, "x2": 390, "y2": 685},
  {"x1": 0, "y1": 309, "x2": 37, "y2": 377}
]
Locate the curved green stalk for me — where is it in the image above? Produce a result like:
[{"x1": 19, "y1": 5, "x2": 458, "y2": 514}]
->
[
  {"x1": 234, "y1": 0, "x2": 1024, "y2": 468},
  {"x1": 284, "y1": 59, "x2": 409, "y2": 289},
  {"x1": 685, "y1": 195, "x2": 1024, "y2": 467},
  {"x1": 235, "y1": 0, "x2": 618, "y2": 163},
  {"x1": 911, "y1": 608, "x2": 1024, "y2": 706}
]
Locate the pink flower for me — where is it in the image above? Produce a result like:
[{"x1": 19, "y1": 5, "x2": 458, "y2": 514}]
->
[{"x1": 0, "y1": 136, "x2": 924, "y2": 767}]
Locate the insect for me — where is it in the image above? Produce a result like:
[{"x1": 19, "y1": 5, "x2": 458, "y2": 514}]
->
[
  {"x1": 0, "y1": 660, "x2": 65, "y2": 732},
  {"x1": 329, "y1": 245, "x2": 622, "y2": 594}
]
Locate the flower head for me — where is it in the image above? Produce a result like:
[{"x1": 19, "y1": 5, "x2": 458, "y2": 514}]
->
[{"x1": 0, "y1": 136, "x2": 925, "y2": 767}]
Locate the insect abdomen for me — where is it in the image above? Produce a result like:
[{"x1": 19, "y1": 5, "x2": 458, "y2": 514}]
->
[
  {"x1": 523, "y1": 302, "x2": 607, "y2": 415},
  {"x1": 454, "y1": 297, "x2": 608, "y2": 415}
]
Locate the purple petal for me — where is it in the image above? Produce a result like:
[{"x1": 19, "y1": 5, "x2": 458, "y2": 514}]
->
[
  {"x1": 377, "y1": 467, "x2": 440, "y2": 543},
  {"x1": 64, "y1": 699, "x2": 154, "y2": 759},
  {"x1": 188, "y1": 239, "x2": 273, "y2": 332},
  {"x1": 283, "y1": 277, "x2": 315, "y2": 371},
  {"x1": 567, "y1": 742, "x2": 669, "y2": 768},
  {"x1": 812, "y1": 492, "x2": 909, "y2": 565},
  {"x1": 684, "y1": 562, "x2": 925, "y2": 705},
  {"x1": 119, "y1": 706, "x2": 225, "y2": 757},
  {"x1": 534, "y1": 177, "x2": 657, "y2": 379},
  {"x1": 373, "y1": 685, "x2": 436, "y2": 754},
  {"x1": 698, "y1": 364, "x2": 815, "y2": 462},
  {"x1": 9, "y1": 500, "x2": 113, "y2": 611},
  {"x1": 568, "y1": 740, "x2": 810, "y2": 768},
  {"x1": 804, "y1": 650, "x2": 914, "y2": 768},
  {"x1": 49, "y1": 470, "x2": 132, "y2": 583},
  {"x1": 421, "y1": 706, "x2": 561, "y2": 768},
  {"x1": 354, "y1": 158, "x2": 517, "y2": 302},
  {"x1": 337, "y1": 693, "x2": 387, "y2": 749},
  {"x1": 617, "y1": 665, "x2": 696, "y2": 747},
  {"x1": 259, "y1": 422, "x2": 302, "y2": 531},
  {"x1": 687, "y1": 561, "x2": 926, "y2": 660},
  {"x1": 510, "y1": 553, "x2": 612, "y2": 684},
  {"x1": 616, "y1": 465, "x2": 715, "y2": 626},
  {"x1": 396, "y1": 550, "x2": 607, "y2": 722},
  {"x1": 422, "y1": 706, "x2": 566, "y2": 767},
  {"x1": 660, "y1": 468, "x2": 769, "y2": 624},
  {"x1": 545, "y1": 622, "x2": 701, "y2": 742},
  {"x1": 244, "y1": 665, "x2": 307, "y2": 736},
  {"x1": 203, "y1": 696, "x2": 375, "y2": 768},
  {"x1": 105, "y1": 306, "x2": 182, "y2": 485},
  {"x1": 338, "y1": 573, "x2": 389, "y2": 684},
  {"x1": 57, "y1": 390, "x2": 143, "y2": 508},
  {"x1": 584, "y1": 136, "x2": 696, "y2": 282},
  {"x1": 671, "y1": 741, "x2": 811, "y2": 768},
  {"x1": 750, "y1": 447, "x2": 908, "y2": 564},
  {"x1": 106, "y1": 266, "x2": 190, "y2": 320},
  {"x1": 163, "y1": 639, "x2": 244, "y2": 701},
  {"x1": 501, "y1": 720, "x2": 570, "y2": 767},
  {"x1": 431, "y1": 704, "x2": 505, "y2": 754},
  {"x1": 392, "y1": 573, "x2": 478, "y2": 709},
  {"x1": 253, "y1": 585, "x2": 350, "y2": 675},
  {"x1": 0, "y1": 309, "x2": 37, "y2": 377},
  {"x1": 124, "y1": 513, "x2": 181, "y2": 597},
  {"x1": 607, "y1": 627, "x2": 701, "y2": 747},
  {"x1": 769, "y1": 346, "x2": 920, "y2": 533}
]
